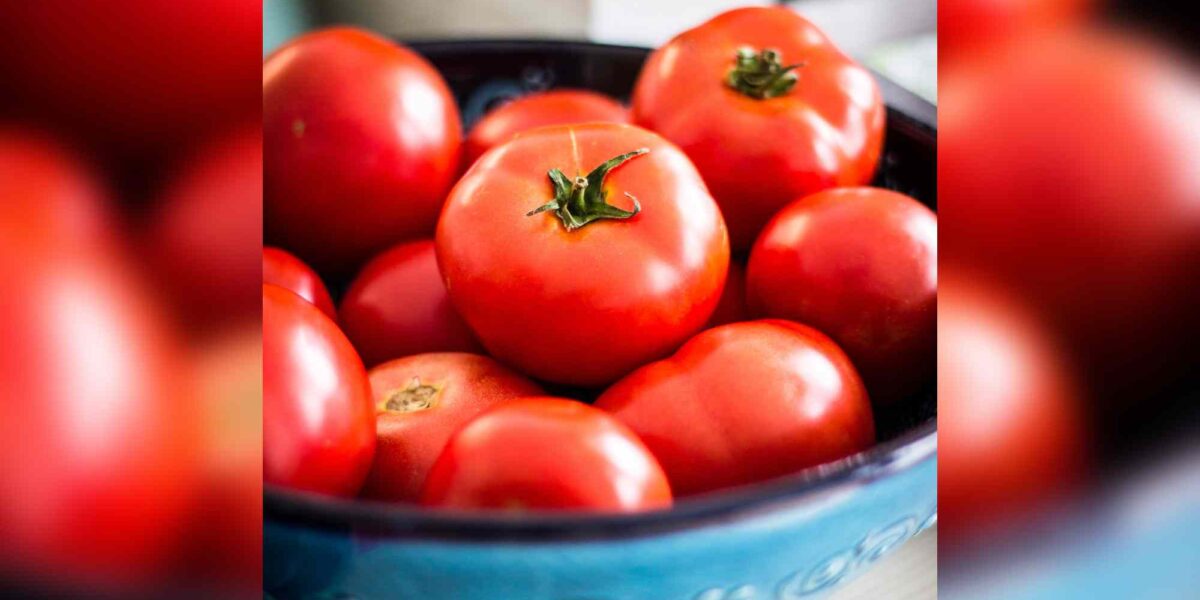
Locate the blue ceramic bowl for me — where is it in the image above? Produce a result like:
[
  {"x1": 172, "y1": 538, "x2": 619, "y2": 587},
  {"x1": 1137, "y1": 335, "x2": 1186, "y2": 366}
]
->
[{"x1": 265, "y1": 40, "x2": 937, "y2": 600}]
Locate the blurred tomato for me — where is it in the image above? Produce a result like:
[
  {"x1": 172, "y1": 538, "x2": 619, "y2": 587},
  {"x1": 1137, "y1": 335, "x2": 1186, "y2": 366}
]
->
[
  {"x1": 263, "y1": 247, "x2": 337, "y2": 321},
  {"x1": 705, "y1": 261, "x2": 749, "y2": 328},
  {"x1": 146, "y1": 124, "x2": 262, "y2": 328},
  {"x1": 941, "y1": 30, "x2": 1200, "y2": 400},
  {"x1": 632, "y1": 6, "x2": 884, "y2": 251},
  {"x1": 746, "y1": 188, "x2": 937, "y2": 405},
  {"x1": 939, "y1": 271, "x2": 1088, "y2": 545},
  {"x1": 0, "y1": 239, "x2": 199, "y2": 591},
  {"x1": 463, "y1": 89, "x2": 629, "y2": 169},
  {"x1": 939, "y1": 0, "x2": 1094, "y2": 64},
  {"x1": 339, "y1": 240, "x2": 481, "y2": 367},
  {"x1": 361, "y1": 353, "x2": 543, "y2": 503},
  {"x1": 596, "y1": 320, "x2": 874, "y2": 496},
  {"x1": 263, "y1": 284, "x2": 375, "y2": 497},
  {"x1": 264, "y1": 27, "x2": 462, "y2": 275},
  {"x1": 438, "y1": 123, "x2": 729, "y2": 386},
  {"x1": 422, "y1": 397, "x2": 672, "y2": 512},
  {"x1": 0, "y1": 0, "x2": 260, "y2": 157}
]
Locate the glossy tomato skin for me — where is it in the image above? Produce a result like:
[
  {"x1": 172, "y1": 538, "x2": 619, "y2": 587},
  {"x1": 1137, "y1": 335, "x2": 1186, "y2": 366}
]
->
[
  {"x1": 706, "y1": 261, "x2": 749, "y2": 328},
  {"x1": 595, "y1": 320, "x2": 874, "y2": 497},
  {"x1": 361, "y1": 353, "x2": 543, "y2": 503},
  {"x1": 437, "y1": 122, "x2": 729, "y2": 386},
  {"x1": 263, "y1": 284, "x2": 375, "y2": 496},
  {"x1": 746, "y1": 188, "x2": 937, "y2": 405},
  {"x1": 632, "y1": 7, "x2": 884, "y2": 251},
  {"x1": 147, "y1": 123, "x2": 262, "y2": 328},
  {"x1": 421, "y1": 397, "x2": 672, "y2": 512},
  {"x1": 940, "y1": 0, "x2": 1093, "y2": 64},
  {"x1": 264, "y1": 27, "x2": 462, "y2": 275},
  {"x1": 263, "y1": 246, "x2": 337, "y2": 321},
  {"x1": 339, "y1": 240, "x2": 482, "y2": 367},
  {"x1": 463, "y1": 89, "x2": 629, "y2": 169}
]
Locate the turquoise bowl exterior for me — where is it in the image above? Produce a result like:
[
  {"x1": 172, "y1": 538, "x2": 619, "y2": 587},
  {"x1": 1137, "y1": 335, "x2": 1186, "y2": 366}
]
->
[{"x1": 266, "y1": 40, "x2": 937, "y2": 600}]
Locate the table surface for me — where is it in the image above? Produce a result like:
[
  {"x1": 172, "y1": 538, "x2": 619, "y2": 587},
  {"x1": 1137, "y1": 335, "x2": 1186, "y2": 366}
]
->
[{"x1": 831, "y1": 527, "x2": 937, "y2": 600}]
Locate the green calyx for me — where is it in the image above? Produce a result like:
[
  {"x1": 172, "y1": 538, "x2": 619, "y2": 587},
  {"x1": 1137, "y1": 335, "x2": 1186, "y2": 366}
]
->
[
  {"x1": 726, "y1": 47, "x2": 805, "y2": 99},
  {"x1": 526, "y1": 148, "x2": 649, "y2": 231}
]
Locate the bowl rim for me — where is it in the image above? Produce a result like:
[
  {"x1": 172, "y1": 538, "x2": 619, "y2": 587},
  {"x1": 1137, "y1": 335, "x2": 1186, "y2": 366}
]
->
[{"x1": 265, "y1": 39, "x2": 937, "y2": 543}]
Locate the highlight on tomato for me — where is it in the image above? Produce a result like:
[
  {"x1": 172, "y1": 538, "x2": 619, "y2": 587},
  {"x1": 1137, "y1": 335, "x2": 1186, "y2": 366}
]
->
[
  {"x1": 436, "y1": 122, "x2": 729, "y2": 386},
  {"x1": 632, "y1": 6, "x2": 885, "y2": 251},
  {"x1": 263, "y1": 246, "x2": 338, "y2": 322}
]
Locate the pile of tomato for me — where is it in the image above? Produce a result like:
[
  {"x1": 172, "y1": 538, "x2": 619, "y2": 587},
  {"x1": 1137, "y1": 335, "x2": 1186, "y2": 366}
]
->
[{"x1": 263, "y1": 7, "x2": 937, "y2": 513}]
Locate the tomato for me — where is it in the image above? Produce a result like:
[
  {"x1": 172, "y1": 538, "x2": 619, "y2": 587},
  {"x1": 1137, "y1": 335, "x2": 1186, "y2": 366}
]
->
[
  {"x1": 263, "y1": 284, "x2": 375, "y2": 496},
  {"x1": 939, "y1": 0, "x2": 1093, "y2": 64},
  {"x1": 463, "y1": 89, "x2": 629, "y2": 170},
  {"x1": 264, "y1": 27, "x2": 462, "y2": 275},
  {"x1": 146, "y1": 124, "x2": 262, "y2": 328},
  {"x1": 940, "y1": 30, "x2": 1200, "y2": 403},
  {"x1": 595, "y1": 320, "x2": 874, "y2": 496},
  {"x1": 0, "y1": 235, "x2": 199, "y2": 591},
  {"x1": 631, "y1": 6, "x2": 884, "y2": 251},
  {"x1": 706, "y1": 261, "x2": 748, "y2": 328},
  {"x1": 263, "y1": 246, "x2": 337, "y2": 322},
  {"x1": 437, "y1": 122, "x2": 729, "y2": 386},
  {"x1": 746, "y1": 187, "x2": 937, "y2": 405},
  {"x1": 421, "y1": 397, "x2": 672, "y2": 512},
  {"x1": 360, "y1": 353, "x2": 543, "y2": 503},
  {"x1": 939, "y1": 271, "x2": 1087, "y2": 546},
  {"x1": 339, "y1": 240, "x2": 482, "y2": 367},
  {"x1": 0, "y1": 0, "x2": 260, "y2": 157}
]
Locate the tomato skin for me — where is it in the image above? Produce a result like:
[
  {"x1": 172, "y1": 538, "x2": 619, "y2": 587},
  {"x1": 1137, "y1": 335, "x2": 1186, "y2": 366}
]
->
[
  {"x1": 463, "y1": 89, "x2": 629, "y2": 169},
  {"x1": 940, "y1": 0, "x2": 1093, "y2": 64},
  {"x1": 263, "y1": 284, "x2": 375, "y2": 496},
  {"x1": 746, "y1": 188, "x2": 937, "y2": 405},
  {"x1": 339, "y1": 240, "x2": 482, "y2": 367},
  {"x1": 147, "y1": 124, "x2": 262, "y2": 328},
  {"x1": 360, "y1": 353, "x2": 543, "y2": 503},
  {"x1": 421, "y1": 397, "x2": 672, "y2": 512},
  {"x1": 705, "y1": 261, "x2": 748, "y2": 328},
  {"x1": 263, "y1": 246, "x2": 337, "y2": 322},
  {"x1": 264, "y1": 27, "x2": 462, "y2": 275},
  {"x1": 437, "y1": 122, "x2": 729, "y2": 386},
  {"x1": 595, "y1": 320, "x2": 874, "y2": 497},
  {"x1": 632, "y1": 7, "x2": 884, "y2": 252}
]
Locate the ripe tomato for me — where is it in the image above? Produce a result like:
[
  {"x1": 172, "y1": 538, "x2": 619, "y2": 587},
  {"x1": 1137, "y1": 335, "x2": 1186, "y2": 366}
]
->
[
  {"x1": 437, "y1": 122, "x2": 729, "y2": 386},
  {"x1": 0, "y1": 0, "x2": 260, "y2": 157},
  {"x1": 360, "y1": 353, "x2": 543, "y2": 503},
  {"x1": 939, "y1": 271, "x2": 1087, "y2": 546},
  {"x1": 264, "y1": 27, "x2": 462, "y2": 275},
  {"x1": 263, "y1": 284, "x2": 375, "y2": 496},
  {"x1": 463, "y1": 89, "x2": 629, "y2": 169},
  {"x1": 595, "y1": 320, "x2": 874, "y2": 496},
  {"x1": 746, "y1": 187, "x2": 937, "y2": 405},
  {"x1": 632, "y1": 6, "x2": 884, "y2": 251},
  {"x1": 1, "y1": 238, "x2": 199, "y2": 591},
  {"x1": 263, "y1": 246, "x2": 337, "y2": 322},
  {"x1": 939, "y1": 0, "x2": 1093, "y2": 64},
  {"x1": 339, "y1": 240, "x2": 482, "y2": 367},
  {"x1": 421, "y1": 397, "x2": 672, "y2": 512},
  {"x1": 706, "y1": 261, "x2": 748, "y2": 328},
  {"x1": 146, "y1": 124, "x2": 262, "y2": 329}
]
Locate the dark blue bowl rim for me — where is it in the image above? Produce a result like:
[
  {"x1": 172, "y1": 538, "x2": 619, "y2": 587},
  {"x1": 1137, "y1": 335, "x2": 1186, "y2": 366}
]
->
[{"x1": 265, "y1": 39, "x2": 937, "y2": 543}]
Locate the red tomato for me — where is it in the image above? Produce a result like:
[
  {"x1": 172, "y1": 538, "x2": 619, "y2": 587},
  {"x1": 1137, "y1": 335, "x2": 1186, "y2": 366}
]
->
[
  {"x1": 147, "y1": 124, "x2": 262, "y2": 328},
  {"x1": 0, "y1": 0, "x2": 260, "y2": 157},
  {"x1": 421, "y1": 397, "x2": 672, "y2": 512},
  {"x1": 746, "y1": 187, "x2": 937, "y2": 405},
  {"x1": 706, "y1": 261, "x2": 749, "y2": 328},
  {"x1": 632, "y1": 6, "x2": 884, "y2": 251},
  {"x1": 939, "y1": 0, "x2": 1093, "y2": 64},
  {"x1": 263, "y1": 284, "x2": 375, "y2": 496},
  {"x1": 0, "y1": 238, "x2": 199, "y2": 591},
  {"x1": 360, "y1": 353, "x2": 543, "y2": 503},
  {"x1": 463, "y1": 89, "x2": 629, "y2": 169},
  {"x1": 339, "y1": 240, "x2": 482, "y2": 367},
  {"x1": 263, "y1": 246, "x2": 337, "y2": 322},
  {"x1": 595, "y1": 320, "x2": 874, "y2": 496},
  {"x1": 437, "y1": 122, "x2": 729, "y2": 386},
  {"x1": 939, "y1": 271, "x2": 1087, "y2": 546},
  {"x1": 264, "y1": 27, "x2": 462, "y2": 275}
]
